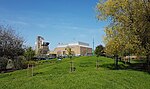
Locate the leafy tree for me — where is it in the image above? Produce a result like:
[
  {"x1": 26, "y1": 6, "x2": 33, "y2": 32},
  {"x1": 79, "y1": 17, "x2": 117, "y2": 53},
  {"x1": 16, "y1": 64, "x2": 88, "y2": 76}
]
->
[
  {"x1": 24, "y1": 47, "x2": 35, "y2": 61},
  {"x1": 95, "y1": 45, "x2": 105, "y2": 57},
  {"x1": 65, "y1": 46, "x2": 72, "y2": 58},
  {"x1": 96, "y1": 0, "x2": 150, "y2": 60}
]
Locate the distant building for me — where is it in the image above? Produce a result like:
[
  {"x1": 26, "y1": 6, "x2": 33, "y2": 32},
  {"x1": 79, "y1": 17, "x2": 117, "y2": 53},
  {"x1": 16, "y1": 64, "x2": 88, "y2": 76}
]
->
[
  {"x1": 53, "y1": 42, "x2": 92, "y2": 57},
  {"x1": 35, "y1": 36, "x2": 49, "y2": 55}
]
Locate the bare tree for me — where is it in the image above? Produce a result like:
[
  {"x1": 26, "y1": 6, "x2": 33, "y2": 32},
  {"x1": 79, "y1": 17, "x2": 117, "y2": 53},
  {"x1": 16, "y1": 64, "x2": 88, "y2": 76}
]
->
[
  {"x1": 0, "y1": 25, "x2": 24, "y2": 59},
  {"x1": 0, "y1": 25, "x2": 25, "y2": 71}
]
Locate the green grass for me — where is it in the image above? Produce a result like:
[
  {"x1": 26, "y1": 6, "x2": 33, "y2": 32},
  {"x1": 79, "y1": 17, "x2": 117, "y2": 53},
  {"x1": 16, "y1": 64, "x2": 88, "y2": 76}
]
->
[{"x1": 0, "y1": 56, "x2": 150, "y2": 89}]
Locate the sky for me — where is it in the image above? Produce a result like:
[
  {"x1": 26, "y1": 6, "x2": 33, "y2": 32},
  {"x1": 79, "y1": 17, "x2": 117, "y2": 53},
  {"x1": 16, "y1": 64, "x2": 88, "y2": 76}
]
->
[{"x1": 0, "y1": 0, "x2": 108, "y2": 50}]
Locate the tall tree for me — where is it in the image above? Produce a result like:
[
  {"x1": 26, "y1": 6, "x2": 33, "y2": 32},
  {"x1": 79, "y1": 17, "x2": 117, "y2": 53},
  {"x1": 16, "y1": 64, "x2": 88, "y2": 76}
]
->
[{"x1": 96, "y1": 0, "x2": 150, "y2": 60}]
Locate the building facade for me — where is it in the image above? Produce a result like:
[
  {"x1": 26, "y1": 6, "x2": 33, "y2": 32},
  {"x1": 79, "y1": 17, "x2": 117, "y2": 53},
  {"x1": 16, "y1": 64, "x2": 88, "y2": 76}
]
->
[
  {"x1": 35, "y1": 36, "x2": 49, "y2": 55},
  {"x1": 53, "y1": 42, "x2": 92, "y2": 57}
]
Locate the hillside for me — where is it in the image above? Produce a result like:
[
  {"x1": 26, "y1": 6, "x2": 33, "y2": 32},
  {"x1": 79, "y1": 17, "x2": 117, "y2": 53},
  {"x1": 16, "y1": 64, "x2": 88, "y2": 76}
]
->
[{"x1": 0, "y1": 56, "x2": 150, "y2": 89}]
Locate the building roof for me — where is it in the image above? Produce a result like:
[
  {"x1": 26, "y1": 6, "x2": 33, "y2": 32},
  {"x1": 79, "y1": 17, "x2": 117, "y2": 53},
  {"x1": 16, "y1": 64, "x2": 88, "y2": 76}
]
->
[{"x1": 57, "y1": 41, "x2": 91, "y2": 48}]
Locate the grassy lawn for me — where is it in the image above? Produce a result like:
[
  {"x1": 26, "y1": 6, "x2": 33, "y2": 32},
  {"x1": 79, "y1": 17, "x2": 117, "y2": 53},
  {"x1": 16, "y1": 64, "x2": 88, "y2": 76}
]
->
[{"x1": 0, "y1": 56, "x2": 150, "y2": 89}]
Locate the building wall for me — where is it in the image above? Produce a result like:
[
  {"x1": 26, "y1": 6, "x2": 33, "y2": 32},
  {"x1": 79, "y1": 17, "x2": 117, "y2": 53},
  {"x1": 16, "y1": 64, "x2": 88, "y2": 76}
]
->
[
  {"x1": 80, "y1": 46, "x2": 92, "y2": 56},
  {"x1": 35, "y1": 36, "x2": 49, "y2": 55},
  {"x1": 54, "y1": 47, "x2": 66, "y2": 56},
  {"x1": 35, "y1": 36, "x2": 44, "y2": 54},
  {"x1": 54, "y1": 45, "x2": 92, "y2": 56}
]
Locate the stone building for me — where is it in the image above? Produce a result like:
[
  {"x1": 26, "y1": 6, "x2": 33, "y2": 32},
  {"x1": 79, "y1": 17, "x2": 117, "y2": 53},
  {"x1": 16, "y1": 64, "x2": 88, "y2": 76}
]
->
[
  {"x1": 53, "y1": 42, "x2": 92, "y2": 57},
  {"x1": 35, "y1": 36, "x2": 49, "y2": 55}
]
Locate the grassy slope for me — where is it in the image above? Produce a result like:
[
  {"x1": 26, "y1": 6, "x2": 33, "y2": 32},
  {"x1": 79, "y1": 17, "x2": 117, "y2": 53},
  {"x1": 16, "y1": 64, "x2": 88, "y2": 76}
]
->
[{"x1": 0, "y1": 56, "x2": 150, "y2": 89}]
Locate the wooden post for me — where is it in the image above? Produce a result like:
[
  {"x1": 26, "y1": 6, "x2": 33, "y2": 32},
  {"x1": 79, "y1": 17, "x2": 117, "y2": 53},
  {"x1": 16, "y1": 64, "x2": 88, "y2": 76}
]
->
[
  {"x1": 32, "y1": 64, "x2": 33, "y2": 77},
  {"x1": 96, "y1": 60, "x2": 99, "y2": 70},
  {"x1": 70, "y1": 60, "x2": 75, "y2": 72},
  {"x1": 70, "y1": 60, "x2": 73, "y2": 72},
  {"x1": 72, "y1": 60, "x2": 75, "y2": 72},
  {"x1": 27, "y1": 64, "x2": 29, "y2": 77},
  {"x1": 27, "y1": 64, "x2": 34, "y2": 77},
  {"x1": 115, "y1": 55, "x2": 118, "y2": 69},
  {"x1": 96, "y1": 60, "x2": 97, "y2": 70}
]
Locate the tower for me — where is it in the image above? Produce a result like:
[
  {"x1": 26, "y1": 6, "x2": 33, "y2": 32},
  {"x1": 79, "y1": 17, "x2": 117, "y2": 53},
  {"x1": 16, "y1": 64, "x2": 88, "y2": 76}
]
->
[
  {"x1": 35, "y1": 36, "x2": 44, "y2": 54},
  {"x1": 35, "y1": 36, "x2": 49, "y2": 55}
]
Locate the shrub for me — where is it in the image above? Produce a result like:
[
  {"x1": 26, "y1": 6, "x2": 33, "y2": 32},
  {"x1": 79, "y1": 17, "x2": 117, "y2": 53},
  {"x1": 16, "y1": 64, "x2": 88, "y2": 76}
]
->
[
  {"x1": 0, "y1": 57, "x2": 9, "y2": 72},
  {"x1": 14, "y1": 56, "x2": 28, "y2": 69},
  {"x1": 26, "y1": 61, "x2": 37, "y2": 65}
]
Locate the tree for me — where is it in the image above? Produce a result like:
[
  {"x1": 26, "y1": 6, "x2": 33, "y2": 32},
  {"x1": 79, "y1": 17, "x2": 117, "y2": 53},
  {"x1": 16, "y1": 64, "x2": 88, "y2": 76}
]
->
[
  {"x1": 95, "y1": 45, "x2": 105, "y2": 57},
  {"x1": 24, "y1": 47, "x2": 35, "y2": 61},
  {"x1": 0, "y1": 25, "x2": 25, "y2": 59},
  {"x1": 65, "y1": 46, "x2": 72, "y2": 59},
  {"x1": 96, "y1": 0, "x2": 150, "y2": 60},
  {"x1": 0, "y1": 25, "x2": 25, "y2": 71}
]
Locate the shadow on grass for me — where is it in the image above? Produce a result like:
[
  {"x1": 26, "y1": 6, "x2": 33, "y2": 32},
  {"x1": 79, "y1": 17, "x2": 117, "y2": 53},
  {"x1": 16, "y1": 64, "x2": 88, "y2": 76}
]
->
[
  {"x1": 100, "y1": 62, "x2": 150, "y2": 74},
  {"x1": 0, "y1": 73, "x2": 12, "y2": 78},
  {"x1": 100, "y1": 63, "x2": 127, "y2": 70},
  {"x1": 33, "y1": 72, "x2": 44, "y2": 76}
]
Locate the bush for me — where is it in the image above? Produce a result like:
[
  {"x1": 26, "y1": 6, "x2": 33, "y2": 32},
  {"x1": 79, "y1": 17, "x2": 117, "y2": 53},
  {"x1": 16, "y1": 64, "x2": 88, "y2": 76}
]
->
[
  {"x1": 0, "y1": 57, "x2": 9, "y2": 72},
  {"x1": 26, "y1": 61, "x2": 37, "y2": 65},
  {"x1": 14, "y1": 56, "x2": 28, "y2": 69}
]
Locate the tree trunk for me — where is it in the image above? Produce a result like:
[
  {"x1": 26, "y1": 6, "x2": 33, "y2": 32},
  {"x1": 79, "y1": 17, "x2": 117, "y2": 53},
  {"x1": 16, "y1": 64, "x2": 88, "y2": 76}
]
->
[
  {"x1": 146, "y1": 54, "x2": 150, "y2": 72},
  {"x1": 114, "y1": 55, "x2": 118, "y2": 69}
]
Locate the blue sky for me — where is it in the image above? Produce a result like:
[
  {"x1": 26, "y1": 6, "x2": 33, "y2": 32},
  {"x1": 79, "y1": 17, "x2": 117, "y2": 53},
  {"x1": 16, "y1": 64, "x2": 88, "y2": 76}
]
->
[{"x1": 0, "y1": 0, "x2": 108, "y2": 50}]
